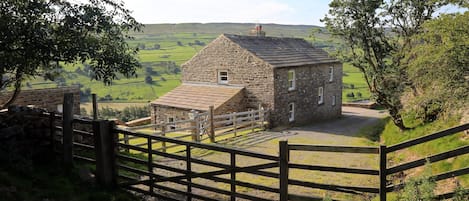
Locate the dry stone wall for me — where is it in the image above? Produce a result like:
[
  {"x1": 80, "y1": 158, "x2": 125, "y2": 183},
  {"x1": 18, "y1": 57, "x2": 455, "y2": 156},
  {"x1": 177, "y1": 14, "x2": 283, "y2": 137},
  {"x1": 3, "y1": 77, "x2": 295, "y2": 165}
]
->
[{"x1": 0, "y1": 87, "x2": 80, "y2": 114}]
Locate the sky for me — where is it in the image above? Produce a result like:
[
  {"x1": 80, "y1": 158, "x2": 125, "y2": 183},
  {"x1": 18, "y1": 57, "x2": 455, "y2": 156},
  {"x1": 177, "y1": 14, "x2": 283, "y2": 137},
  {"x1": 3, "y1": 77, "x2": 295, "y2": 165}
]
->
[
  {"x1": 115, "y1": 0, "x2": 465, "y2": 26},
  {"x1": 120, "y1": 0, "x2": 331, "y2": 26}
]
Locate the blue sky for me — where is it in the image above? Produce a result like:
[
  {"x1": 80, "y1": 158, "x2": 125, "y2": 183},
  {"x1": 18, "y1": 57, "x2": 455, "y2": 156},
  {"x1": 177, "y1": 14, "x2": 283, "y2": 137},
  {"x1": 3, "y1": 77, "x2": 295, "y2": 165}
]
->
[
  {"x1": 120, "y1": 0, "x2": 465, "y2": 26},
  {"x1": 121, "y1": 0, "x2": 331, "y2": 26}
]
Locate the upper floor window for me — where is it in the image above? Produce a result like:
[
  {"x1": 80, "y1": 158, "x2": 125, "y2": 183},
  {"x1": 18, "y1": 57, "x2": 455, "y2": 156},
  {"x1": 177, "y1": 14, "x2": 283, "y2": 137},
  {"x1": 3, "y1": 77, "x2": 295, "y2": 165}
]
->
[
  {"x1": 218, "y1": 70, "x2": 228, "y2": 84},
  {"x1": 328, "y1": 66, "x2": 334, "y2": 82},
  {"x1": 288, "y1": 70, "x2": 295, "y2": 91},
  {"x1": 318, "y1": 87, "x2": 324, "y2": 105},
  {"x1": 288, "y1": 102, "x2": 295, "y2": 122}
]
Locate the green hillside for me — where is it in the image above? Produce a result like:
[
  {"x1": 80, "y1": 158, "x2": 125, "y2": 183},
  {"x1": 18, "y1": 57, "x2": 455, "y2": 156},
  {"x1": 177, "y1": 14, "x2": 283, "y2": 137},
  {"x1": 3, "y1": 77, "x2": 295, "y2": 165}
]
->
[{"x1": 23, "y1": 23, "x2": 367, "y2": 103}]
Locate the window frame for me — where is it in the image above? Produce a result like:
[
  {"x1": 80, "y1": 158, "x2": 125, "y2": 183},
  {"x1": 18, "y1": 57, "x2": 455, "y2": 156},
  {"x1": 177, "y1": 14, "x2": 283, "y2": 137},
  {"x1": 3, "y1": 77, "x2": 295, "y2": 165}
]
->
[
  {"x1": 218, "y1": 70, "x2": 228, "y2": 84},
  {"x1": 318, "y1": 87, "x2": 324, "y2": 105},
  {"x1": 328, "y1": 66, "x2": 334, "y2": 82},
  {"x1": 288, "y1": 70, "x2": 296, "y2": 91},
  {"x1": 288, "y1": 102, "x2": 295, "y2": 122}
]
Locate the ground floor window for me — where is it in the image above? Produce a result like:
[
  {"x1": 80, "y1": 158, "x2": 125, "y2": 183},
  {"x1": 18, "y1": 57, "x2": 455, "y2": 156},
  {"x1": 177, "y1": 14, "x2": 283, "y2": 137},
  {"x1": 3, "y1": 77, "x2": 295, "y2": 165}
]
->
[
  {"x1": 168, "y1": 117, "x2": 176, "y2": 130},
  {"x1": 318, "y1": 87, "x2": 324, "y2": 105},
  {"x1": 332, "y1": 95, "x2": 336, "y2": 106},
  {"x1": 288, "y1": 103, "x2": 295, "y2": 122}
]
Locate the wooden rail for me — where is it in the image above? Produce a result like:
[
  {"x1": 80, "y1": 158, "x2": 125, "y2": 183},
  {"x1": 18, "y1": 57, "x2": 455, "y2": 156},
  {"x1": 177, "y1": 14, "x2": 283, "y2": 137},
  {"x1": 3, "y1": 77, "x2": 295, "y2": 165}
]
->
[
  {"x1": 114, "y1": 127, "x2": 279, "y2": 201},
  {"x1": 40, "y1": 93, "x2": 469, "y2": 201}
]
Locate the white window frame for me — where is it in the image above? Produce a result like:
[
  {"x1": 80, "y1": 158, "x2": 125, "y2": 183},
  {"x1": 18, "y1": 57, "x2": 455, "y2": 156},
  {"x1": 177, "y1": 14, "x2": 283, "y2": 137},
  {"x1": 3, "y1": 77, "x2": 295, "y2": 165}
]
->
[
  {"x1": 318, "y1": 87, "x2": 324, "y2": 105},
  {"x1": 288, "y1": 103, "x2": 295, "y2": 122},
  {"x1": 328, "y1": 66, "x2": 334, "y2": 82},
  {"x1": 332, "y1": 95, "x2": 336, "y2": 106},
  {"x1": 288, "y1": 70, "x2": 296, "y2": 91},
  {"x1": 218, "y1": 70, "x2": 228, "y2": 84}
]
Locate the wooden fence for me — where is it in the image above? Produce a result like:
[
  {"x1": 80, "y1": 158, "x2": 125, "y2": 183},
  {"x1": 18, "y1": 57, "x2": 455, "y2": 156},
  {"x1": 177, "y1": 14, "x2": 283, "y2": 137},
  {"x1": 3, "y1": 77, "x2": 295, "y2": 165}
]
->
[
  {"x1": 121, "y1": 106, "x2": 267, "y2": 152},
  {"x1": 40, "y1": 93, "x2": 469, "y2": 200}
]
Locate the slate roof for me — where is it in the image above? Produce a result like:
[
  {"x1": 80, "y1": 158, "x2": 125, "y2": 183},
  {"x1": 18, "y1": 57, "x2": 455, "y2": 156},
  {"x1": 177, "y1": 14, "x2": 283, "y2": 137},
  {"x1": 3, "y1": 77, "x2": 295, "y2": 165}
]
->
[
  {"x1": 223, "y1": 34, "x2": 338, "y2": 68},
  {"x1": 150, "y1": 83, "x2": 244, "y2": 111}
]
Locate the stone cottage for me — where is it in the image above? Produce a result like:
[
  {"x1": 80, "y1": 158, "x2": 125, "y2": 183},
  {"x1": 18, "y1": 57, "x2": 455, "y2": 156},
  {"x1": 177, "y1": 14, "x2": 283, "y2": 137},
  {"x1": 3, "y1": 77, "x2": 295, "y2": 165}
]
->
[{"x1": 151, "y1": 34, "x2": 342, "y2": 127}]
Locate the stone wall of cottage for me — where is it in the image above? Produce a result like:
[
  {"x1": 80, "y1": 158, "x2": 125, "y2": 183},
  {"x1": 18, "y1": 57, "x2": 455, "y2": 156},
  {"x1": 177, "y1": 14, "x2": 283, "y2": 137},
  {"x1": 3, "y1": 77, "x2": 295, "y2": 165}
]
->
[
  {"x1": 272, "y1": 63, "x2": 342, "y2": 126},
  {"x1": 182, "y1": 35, "x2": 275, "y2": 110},
  {"x1": 0, "y1": 87, "x2": 81, "y2": 114}
]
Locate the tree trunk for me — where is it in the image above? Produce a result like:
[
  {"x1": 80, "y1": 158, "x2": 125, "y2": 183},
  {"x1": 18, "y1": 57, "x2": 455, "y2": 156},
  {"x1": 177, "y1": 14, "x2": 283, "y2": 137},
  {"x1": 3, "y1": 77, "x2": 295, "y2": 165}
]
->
[
  {"x1": 389, "y1": 106, "x2": 409, "y2": 131},
  {"x1": 0, "y1": 79, "x2": 22, "y2": 109}
]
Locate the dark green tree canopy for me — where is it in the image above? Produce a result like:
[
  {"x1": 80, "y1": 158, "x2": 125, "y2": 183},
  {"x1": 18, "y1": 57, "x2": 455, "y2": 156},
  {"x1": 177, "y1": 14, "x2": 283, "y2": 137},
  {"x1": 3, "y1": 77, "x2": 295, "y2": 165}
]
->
[
  {"x1": 322, "y1": 0, "x2": 466, "y2": 130},
  {"x1": 0, "y1": 0, "x2": 142, "y2": 108}
]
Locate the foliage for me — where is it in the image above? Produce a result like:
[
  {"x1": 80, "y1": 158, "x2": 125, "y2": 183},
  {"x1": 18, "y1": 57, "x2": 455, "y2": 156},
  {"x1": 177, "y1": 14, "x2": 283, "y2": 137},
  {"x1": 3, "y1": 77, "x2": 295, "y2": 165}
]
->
[
  {"x1": 381, "y1": 113, "x2": 469, "y2": 186},
  {"x1": 322, "y1": 0, "x2": 464, "y2": 130},
  {"x1": 397, "y1": 162, "x2": 436, "y2": 201},
  {"x1": 405, "y1": 12, "x2": 469, "y2": 122},
  {"x1": 99, "y1": 105, "x2": 150, "y2": 122},
  {"x1": 0, "y1": 0, "x2": 142, "y2": 109}
]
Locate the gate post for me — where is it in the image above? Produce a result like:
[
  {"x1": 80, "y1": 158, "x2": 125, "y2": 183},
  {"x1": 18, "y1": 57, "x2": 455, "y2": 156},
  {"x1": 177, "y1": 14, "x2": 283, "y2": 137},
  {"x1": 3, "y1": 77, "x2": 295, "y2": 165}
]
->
[
  {"x1": 93, "y1": 120, "x2": 117, "y2": 188},
  {"x1": 279, "y1": 140, "x2": 289, "y2": 201},
  {"x1": 209, "y1": 106, "x2": 215, "y2": 143},
  {"x1": 63, "y1": 93, "x2": 74, "y2": 170},
  {"x1": 379, "y1": 145, "x2": 387, "y2": 201}
]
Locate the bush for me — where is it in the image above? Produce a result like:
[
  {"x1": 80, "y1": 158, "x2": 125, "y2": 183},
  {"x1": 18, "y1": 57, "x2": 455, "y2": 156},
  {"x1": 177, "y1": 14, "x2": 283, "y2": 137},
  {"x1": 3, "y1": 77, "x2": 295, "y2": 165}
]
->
[
  {"x1": 98, "y1": 105, "x2": 150, "y2": 122},
  {"x1": 356, "y1": 92, "x2": 362, "y2": 98},
  {"x1": 346, "y1": 92, "x2": 355, "y2": 98}
]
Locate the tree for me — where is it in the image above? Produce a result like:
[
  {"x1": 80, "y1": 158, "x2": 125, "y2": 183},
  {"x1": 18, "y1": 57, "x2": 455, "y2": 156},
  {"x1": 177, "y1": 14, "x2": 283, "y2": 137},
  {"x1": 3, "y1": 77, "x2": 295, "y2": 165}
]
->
[
  {"x1": 154, "y1": 44, "x2": 161, "y2": 50},
  {"x1": 144, "y1": 75, "x2": 153, "y2": 84},
  {"x1": 322, "y1": 0, "x2": 462, "y2": 130},
  {"x1": 0, "y1": 0, "x2": 142, "y2": 109},
  {"x1": 405, "y1": 12, "x2": 469, "y2": 122}
]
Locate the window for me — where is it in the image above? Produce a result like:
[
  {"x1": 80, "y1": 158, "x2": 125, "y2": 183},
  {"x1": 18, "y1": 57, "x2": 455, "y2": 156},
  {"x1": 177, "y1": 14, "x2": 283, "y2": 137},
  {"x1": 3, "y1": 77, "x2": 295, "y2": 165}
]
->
[
  {"x1": 328, "y1": 66, "x2": 334, "y2": 82},
  {"x1": 168, "y1": 117, "x2": 176, "y2": 130},
  {"x1": 288, "y1": 103, "x2": 295, "y2": 122},
  {"x1": 318, "y1": 87, "x2": 324, "y2": 104},
  {"x1": 332, "y1": 95, "x2": 336, "y2": 106},
  {"x1": 288, "y1": 70, "x2": 295, "y2": 91},
  {"x1": 218, "y1": 71, "x2": 228, "y2": 84}
]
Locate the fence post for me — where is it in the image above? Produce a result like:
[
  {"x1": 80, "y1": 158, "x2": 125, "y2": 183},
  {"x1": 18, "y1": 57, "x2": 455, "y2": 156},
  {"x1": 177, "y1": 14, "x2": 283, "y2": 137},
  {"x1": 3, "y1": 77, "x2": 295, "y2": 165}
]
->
[
  {"x1": 279, "y1": 140, "x2": 289, "y2": 201},
  {"x1": 49, "y1": 112, "x2": 55, "y2": 152},
  {"x1": 92, "y1": 93, "x2": 98, "y2": 120},
  {"x1": 93, "y1": 120, "x2": 117, "y2": 188},
  {"x1": 186, "y1": 145, "x2": 192, "y2": 201},
  {"x1": 379, "y1": 145, "x2": 387, "y2": 201},
  {"x1": 230, "y1": 151, "x2": 236, "y2": 201},
  {"x1": 147, "y1": 137, "x2": 153, "y2": 193},
  {"x1": 190, "y1": 110, "x2": 199, "y2": 142},
  {"x1": 251, "y1": 109, "x2": 255, "y2": 132},
  {"x1": 160, "y1": 122, "x2": 167, "y2": 153},
  {"x1": 209, "y1": 106, "x2": 215, "y2": 143},
  {"x1": 258, "y1": 104, "x2": 264, "y2": 130},
  {"x1": 233, "y1": 112, "x2": 237, "y2": 137},
  {"x1": 63, "y1": 93, "x2": 74, "y2": 170},
  {"x1": 123, "y1": 134, "x2": 129, "y2": 153}
]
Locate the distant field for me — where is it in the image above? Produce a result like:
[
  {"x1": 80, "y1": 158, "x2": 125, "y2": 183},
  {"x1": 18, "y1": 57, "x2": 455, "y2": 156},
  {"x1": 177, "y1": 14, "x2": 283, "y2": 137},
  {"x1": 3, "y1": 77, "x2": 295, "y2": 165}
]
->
[{"x1": 23, "y1": 23, "x2": 368, "y2": 106}]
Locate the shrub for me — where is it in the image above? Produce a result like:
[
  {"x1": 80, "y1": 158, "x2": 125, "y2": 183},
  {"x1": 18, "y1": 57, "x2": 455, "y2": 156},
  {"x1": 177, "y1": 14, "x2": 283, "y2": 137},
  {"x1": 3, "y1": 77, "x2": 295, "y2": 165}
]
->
[{"x1": 346, "y1": 92, "x2": 355, "y2": 98}]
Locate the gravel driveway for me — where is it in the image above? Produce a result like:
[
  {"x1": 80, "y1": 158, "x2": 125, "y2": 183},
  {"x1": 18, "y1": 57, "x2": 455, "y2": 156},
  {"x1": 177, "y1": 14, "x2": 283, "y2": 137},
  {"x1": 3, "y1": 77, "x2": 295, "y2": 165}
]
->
[{"x1": 152, "y1": 107, "x2": 389, "y2": 201}]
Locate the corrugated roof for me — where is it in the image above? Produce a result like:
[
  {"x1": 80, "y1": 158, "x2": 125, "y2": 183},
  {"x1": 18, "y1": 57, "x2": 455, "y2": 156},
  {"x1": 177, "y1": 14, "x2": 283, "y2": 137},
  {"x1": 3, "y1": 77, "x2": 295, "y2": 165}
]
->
[
  {"x1": 223, "y1": 34, "x2": 338, "y2": 68},
  {"x1": 151, "y1": 83, "x2": 244, "y2": 111}
]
